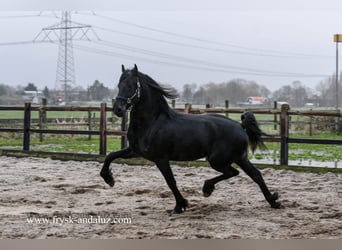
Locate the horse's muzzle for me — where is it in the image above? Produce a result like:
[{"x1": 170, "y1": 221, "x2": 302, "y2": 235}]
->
[{"x1": 113, "y1": 101, "x2": 126, "y2": 117}]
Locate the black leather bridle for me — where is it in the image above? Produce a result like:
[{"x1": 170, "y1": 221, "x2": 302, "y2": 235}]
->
[{"x1": 115, "y1": 80, "x2": 141, "y2": 105}]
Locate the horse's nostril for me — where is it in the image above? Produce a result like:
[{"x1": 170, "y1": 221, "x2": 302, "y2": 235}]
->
[{"x1": 114, "y1": 105, "x2": 124, "y2": 117}]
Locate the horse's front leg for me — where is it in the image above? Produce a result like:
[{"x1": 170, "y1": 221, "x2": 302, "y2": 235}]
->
[
  {"x1": 155, "y1": 159, "x2": 188, "y2": 214},
  {"x1": 100, "y1": 147, "x2": 133, "y2": 187}
]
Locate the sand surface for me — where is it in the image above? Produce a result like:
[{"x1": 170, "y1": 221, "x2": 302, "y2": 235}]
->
[{"x1": 0, "y1": 156, "x2": 341, "y2": 239}]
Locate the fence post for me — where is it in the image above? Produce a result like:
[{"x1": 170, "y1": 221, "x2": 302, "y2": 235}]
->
[
  {"x1": 280, "y1": 104, "x2": 290, "y2": 165},
  {"x1": 39, "y1": 98, "x2": 47, "y2": 142},
  {"x1": 111, "y1": 99, "x2": 116, "y2": 127},
  {"x1": 23, "y1": 102, "x2": 31, "y2": 151},
  {"x1": 171, "y1": 99, "x2": 176, "y2": 108},
  {"x1": 87, "y1": 111, "x2": 92, "y2": 140},
  {"x1": 273, "y1": 101, "x2": 278, "y2": 130},
  {"x1": 309, "y1": 113, "x2": 313, "y2": 136},
  {"x1": 184, "y1": 103, "x2": 191, "y2": 113},
  {"x1": 99, "y1": 102, "x2": 107, "y2": 155},
  {"x1": 225, "y1": 100, "x2": 229, "y2": 117},
  {"x1": 336, "y1": 117, "x2": 340, "y2": 135}
]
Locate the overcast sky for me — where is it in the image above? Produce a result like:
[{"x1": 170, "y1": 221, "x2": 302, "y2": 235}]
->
[{"x1": 1, "y1": 0, "x2": 342, "y2": 93}]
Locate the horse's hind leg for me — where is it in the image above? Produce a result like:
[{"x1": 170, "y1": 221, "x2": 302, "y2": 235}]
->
[
  {"x1": 100, "y1": 147, "x2": 132, "y2": 187},
  {"x1": 236, "y1": 158, "x2": 281, "y2": 208},
  {"x1": 203, "y1": 163, "x2": 239, "y2": 197}
]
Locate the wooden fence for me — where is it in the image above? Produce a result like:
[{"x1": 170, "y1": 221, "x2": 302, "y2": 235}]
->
[
  {"x1": 0, "y1": 102, "x2": 342, "y2": 165},
  {"x1": 0, "y1": 102, "x2": 127, "y2": 156}
]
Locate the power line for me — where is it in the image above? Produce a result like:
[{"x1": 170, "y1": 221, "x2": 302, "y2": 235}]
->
[
  {"x1": 74, "y1": 41, "x2": 330, "y2": 78},
  {"x1": 0, "y1": 40, "x2": 55, "y2": 46},
  {"x1": 80, "y1": 12, "x2": 333, "y2": 59},
  {"x1": 92, "y1": 25, "x2": 333, "y2": 59},
  {"x1": 0, "y1": 12, "x2": 59, "y2": 19},
  {"x1": 73, "y1": 43, "x2": 268, "y2": 76},
  {"x1": 0, "y1": 39, "x2": 331, "y2": 78},
  {"x1": 0, "y1": 11, "x2": 333, "y2": 81},
  {"x1": 0, "y1": 14, "x2": 41, "y2": 18},
  {"x1": 94, "y1": 40, "x2": 328, "y2": 77}
]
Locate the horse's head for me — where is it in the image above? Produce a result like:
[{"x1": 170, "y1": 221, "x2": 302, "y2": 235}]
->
[{"x1": 113, "y1": 64, "x2": 141, "y2": 117}]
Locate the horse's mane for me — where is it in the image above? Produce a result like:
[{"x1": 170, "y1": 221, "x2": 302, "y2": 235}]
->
[{"x1": 138, "y1": 72, "x2": 179, "y2": 100}]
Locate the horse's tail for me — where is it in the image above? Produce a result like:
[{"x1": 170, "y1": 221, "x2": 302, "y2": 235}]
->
[{"x1": 241, "y1": 112, "x2": 269, "y2": 153}]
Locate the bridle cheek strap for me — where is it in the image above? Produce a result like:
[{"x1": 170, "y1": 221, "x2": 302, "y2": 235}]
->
[{"x1": 116, "y1": 81, "x2": 141, "y2": 105}]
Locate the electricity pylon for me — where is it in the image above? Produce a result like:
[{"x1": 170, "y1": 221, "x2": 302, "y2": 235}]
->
[{"x1": 34, "y1": 11, "x2": 99, "y2": 103}]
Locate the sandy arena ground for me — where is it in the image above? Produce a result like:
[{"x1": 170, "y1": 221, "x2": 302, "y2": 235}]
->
[{"x1": 0, "y1": 156, "x2": 341, "y2": 239}]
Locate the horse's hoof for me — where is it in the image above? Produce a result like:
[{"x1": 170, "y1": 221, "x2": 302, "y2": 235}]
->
[
  {"x1": 271, "y1": 201, "x2": 282, "y2": 209},
  {"x1": 100, "y1": 172, "x2": 115, "y2": 187},
  {"x1": 106, "y1": 178, "x2": 115, "y2": 187},
  {"x1": 202, "y1": 181, "x2": 215, "y2": 197},
  {"x1": 170, "y1": 199, "x2": 189, "y2": 215},
  {"x1": 269, "y1": 192, "x2": 282, "y2": 208}
]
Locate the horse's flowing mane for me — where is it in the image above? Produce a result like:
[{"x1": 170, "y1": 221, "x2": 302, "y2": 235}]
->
[{"x1": 138, "y1": 72, "x2": 179, "y2": 100}]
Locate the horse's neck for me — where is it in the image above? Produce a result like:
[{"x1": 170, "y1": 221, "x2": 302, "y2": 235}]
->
[{"x1": 129, "y1": 94, "x2": 170, "y2": 130}]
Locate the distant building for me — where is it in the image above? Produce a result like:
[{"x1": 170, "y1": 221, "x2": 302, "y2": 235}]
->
[
  {"x1": 247, "y1": 96, "x2": 267, "y2": 105},
  {"x1": 22, "y1": 90, "x2": 43, "y2": 104},
  {"x1": 236, "y1": 96, "x2": 269, "y2": 107},
  {"x1": 276, "y1": 101, "x2": 289, "y2": 107}
]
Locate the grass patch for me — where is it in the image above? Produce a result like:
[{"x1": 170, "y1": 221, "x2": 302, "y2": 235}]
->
[
  {"x1": 0, "y1": 110, "x2": 116, "y2": 119},
  {"x1": 1, "y1": 132, "x2": 342, "y2": 163},
  {"x1": 0, "y1": 134, "x2": 121, "y2": 154}
]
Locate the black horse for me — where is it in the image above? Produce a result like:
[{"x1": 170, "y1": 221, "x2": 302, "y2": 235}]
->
[{"x1": 100, "y1": 64, "x2": 281, "y2": 214}]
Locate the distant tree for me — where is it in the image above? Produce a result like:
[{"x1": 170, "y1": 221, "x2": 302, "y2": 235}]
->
[
  {"x1": 182, "y1": 84, "x2": 193, "y2": 102},
  {"x1": 0, "y1": 84, "x2": 22, "y2": 105},
  {"x1": 200, "y1": 79, "x2": 271, "y2": 106},
  {"x1": 272, "y1": 85, "x2": 293, "y2": 102},
  {"x1": 272, "y1": 81, "x2": 309, "y2": 107},
  {"x1": 181, "y1": 79, "x2": 271, "y2": 106},
  {"x1": 292, "y1": 81, "x2": 307, "y2": 107},
  {"x1": 43, "y1": 86, "x2": 50, "y2": 99},
  {"x1": 316, "y1": 72, "x2": 342, "y2": 107},
  {"x1": 87, "y1": 80, "x2": 110, "y2": 101},
  {"x1": 193, "y1": 87, "x2": 212, "y2": 104},
  {"x1": 0, "y1": 84, "x2": 8, "y2": 96},
  {"x1": 0, "y1": 84, "x2": 18, "y2": 96},
  {"x1": 226, "y1": 80, "x2": 245, "y2": 104},
  {"x1": 259, "y1": 85, "x2": 271, "y2": 98},
  {"x1": 24, "y1": 83, "x2": 38, "y2": 91}
]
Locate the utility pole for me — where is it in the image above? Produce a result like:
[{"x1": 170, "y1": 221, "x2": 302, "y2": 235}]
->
[
  {"x1": 34, "y1": 11, "x2": 99, "y2": 104},
  {"x1": 57, "y1": 11, "x2": 75, "y2": 103},
  {"x1": 334, "y1": 34, "x2": 342, "y2": 133},
  {"x1": 334, "y1": 34, "x2": 342, "y2": 110}
]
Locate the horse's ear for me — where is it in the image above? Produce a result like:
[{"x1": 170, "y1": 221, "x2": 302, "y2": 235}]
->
[
  {"x1": 133, "y1": 64, "x2": 138, "y2": 76},
  {"x1": 121, "y1": 65, "x2": 125, "y2": 73}
]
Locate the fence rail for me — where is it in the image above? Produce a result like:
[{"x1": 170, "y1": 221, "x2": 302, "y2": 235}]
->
[
  {"x1": 0, "y1": 102, "x2": 127, "y2": 156},
  {"x1": 0, "y1": 102, "x2": 342, "y2": 165}
]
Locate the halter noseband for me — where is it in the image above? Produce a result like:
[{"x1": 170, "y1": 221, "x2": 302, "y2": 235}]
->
[{"x1": 116, "y1": 80, "x2": 141, "y2": 105}]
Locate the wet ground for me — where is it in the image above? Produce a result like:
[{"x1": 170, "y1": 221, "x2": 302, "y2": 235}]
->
[{"x1": 0, "y1": 156, "x2": 341, "y2": 239}]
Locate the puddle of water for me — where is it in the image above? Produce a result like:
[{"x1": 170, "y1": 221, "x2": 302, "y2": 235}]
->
[
  {"x1": 251, "y1": 158, "x2": 341, "y2": 168},
  {"x1": 0, "y1": 147, "x2": 340, "y2": 168}
]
